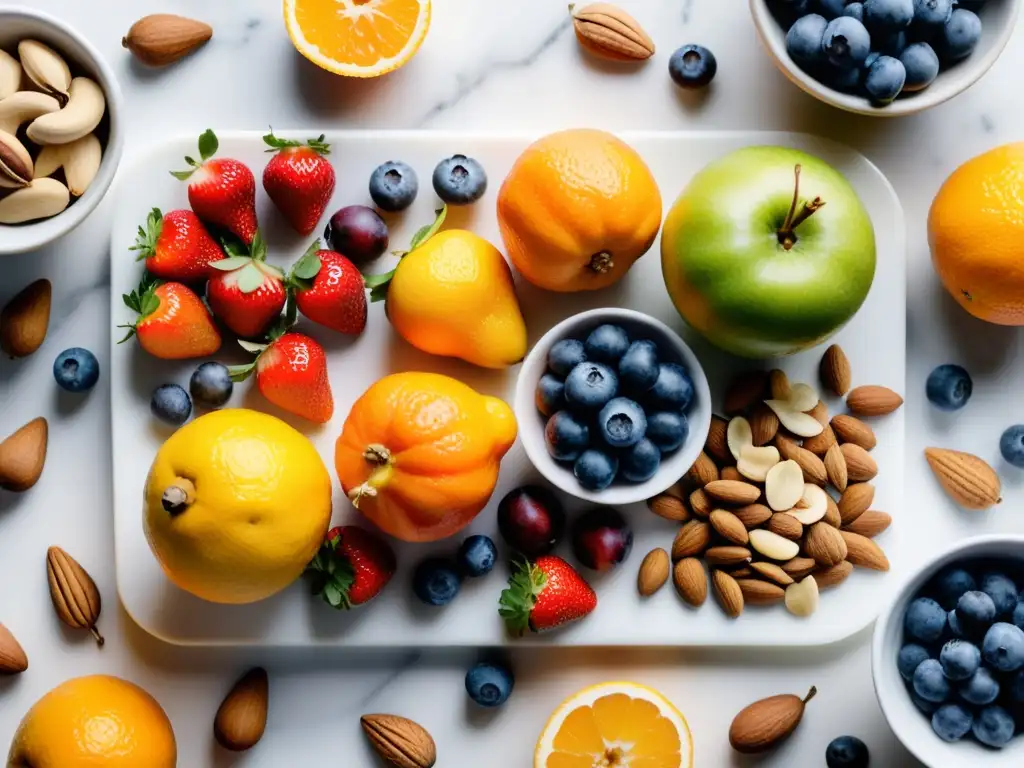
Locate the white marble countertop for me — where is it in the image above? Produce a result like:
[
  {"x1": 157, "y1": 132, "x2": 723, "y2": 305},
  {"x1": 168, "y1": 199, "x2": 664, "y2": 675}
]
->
[{"x1": 3, "y1": 0, "x2": 1024, "y2": 765}]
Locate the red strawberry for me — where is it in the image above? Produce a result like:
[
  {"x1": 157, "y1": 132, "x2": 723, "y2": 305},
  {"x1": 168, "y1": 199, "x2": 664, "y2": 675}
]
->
[
  {"x1": 305, "y1": 526, "x2": 396, "y2": 609},
  {"x1": 230, "y1": 331, "x2": 334, "y2": 423},
  {"x1": 498, "y1": 556, "x2": 597, "y2": 635},
  {"x1": 172, "y1": 129, "x2": 258, "y2": 244},
  {"x1": 287, "y1": 241, "x2": 367, "y2": 335},
  {"x1": 118, "y1": 274, "x2": 221, "y2": 359},
  {"x1": 129, "y1": 208, "x2": 221, "y2": 282},
  {"x1": 206, "y1": 232, "x2": 287, "y2": 339},
  {"x1": 263, "y1": 131, "x2": 335, "y2": 236}
]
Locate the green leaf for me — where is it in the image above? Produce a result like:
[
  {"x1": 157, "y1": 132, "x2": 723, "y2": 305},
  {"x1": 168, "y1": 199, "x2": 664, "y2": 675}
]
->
[
  {"x1": 209, "y1": 257, "x2": 252, "y2": 272},
  {"x1": 291, "y1": 241, "x2": 322, "y2": 281},
  {"x1": 409, "y1": 206, "x2": 447, "y2": 251},
  {"x1": 257, "y1": 262, "x2": 285, "y2": 281},
  {"x1": 198, "y1": 129, "x2": 218, "y2": 161},
  {"x1": 236, "y1": 263, "x2": 265, "y2": 293},
  {"x1": 129, "y1": 208, "x2": 163, "y2": 260},
  {"x1": 140, "y1": 291, "x2": 160, "y2": 317},
  {"x1": 307, "y1": 134, "x2": 330, "y2": 156},
  {"x1": 116, "y1": 324, "x2": 137, "y2": 344},
  {"x1": 364, "y1": 269, "x2": 395, "y2": 304},
  {"x1": 227, "y1": 362, "x2": 256, "y2": 382},
  {"x1": 249, "y1": 230, "x2": 267, "y2": 262},
  {"x1": 238, "y1": 339, "x2": 268, "y2": 354},
  {"x1": 169, "y1": 168, "x2": 195, "y2": 181}
]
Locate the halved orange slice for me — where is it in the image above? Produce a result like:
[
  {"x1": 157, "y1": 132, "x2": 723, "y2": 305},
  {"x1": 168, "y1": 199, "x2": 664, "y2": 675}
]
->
[
  {"x1": 284, "y1": 0, "x2": 430, "y2": 78},
  {"x1": 535, "y1": 681, "x2": 694, "y2": 768}
]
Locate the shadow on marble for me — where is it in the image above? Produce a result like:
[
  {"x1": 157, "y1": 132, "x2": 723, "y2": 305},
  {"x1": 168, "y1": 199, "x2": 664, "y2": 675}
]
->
[{"x1": 291, "y1": 52, "x2": 416, "y2": 119}]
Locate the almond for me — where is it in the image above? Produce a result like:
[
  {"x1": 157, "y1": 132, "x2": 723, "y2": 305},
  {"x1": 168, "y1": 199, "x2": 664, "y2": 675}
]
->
[
  {"x1": 781, "y1": 557, "x2": 817, "y2": 580},
  {"x1": 802, "y1": 423, "x2": 837, "y2": 456},
  {"x1": 774, "y1": 435, "x2": 827, "y2": 486},
  {"x1": 840, "y1": 443, "x2": 877, "y2": 482},
  {"x1": 823, "y1": 444, "x2": 848, "y2": 492},
  {"x1": 838, "y1": 482, "x2": 874, "y2": 525},
  {"x1": 637, "y1": 548, "x2": 670, "y2": 597},
  {"x1": 729, "y1": 687, "x2": 816, "y2": 754},
  {"x1": 749, "y1": 529, "x2": 800, "y2": 561},
  {"x1": 571, "y1": 2, "x2": 655, "y2": 61},
  {"x1": 804, "y1": 522, "x2": 848, "y2": 567},
  {"x1": 0, "y1": 622, "x2": 28, "y2": 674},
  {"x1": 808, "y1": 400, "x2": 829, "y2": 425},
  {"x1": 1, "y1": 278, "x2": 51, "y2": 358},
  {"x1": 788, "y1": 385, "x2": 821, "y2": 413},
  {"x1": 749, "y1": 403, "x2": 780, "y2": 446},
  {"x1": 648, "y1": 493, "x2": 690, "y2": 522},
  {"x1": 689, "y1": 488, "x2": 712, "y2": 518},
  {"x1": 767, "y1": 513, "x2": 802, "y2": 541},
  {"x1": 46, "y1": 546, "x2": 103, "y2": 646},
  {"x1": 749, "y1": 561, "x2": 794, "y2": 586},
  {"x1": 820, "y1": 344, "x2": 852, "y2": 396},
  {"x1": 672, "y1": 520, "x2": 711, "y2": 560},
  {"x1": 831, "y1": 414, "x2": 877, "y2": 450},
  {"x1": 705, "y1": 415, "x2": 732, "y2": 465},
  {"x1": 673, "y1": 557, "x2": 708, "y2": 606},
  {"x1": 710, "y1": 509, "x2": 749, "y2": 545},
  {"x1": 123, "y1": 14, "x2": 213, "y2": 67},
  {"x1": 0, "y1": 417, "x2": 47, "y2": 492},
  {"x1": 737, "y1": 579, "x2": 786, "y2": 606},
  {"x1": 737, "y1": 445, "x2": 781, "y2": 482},
  {"x1": 730, "y1": 566, "x2": 754, "y2": 579},
  {"x1": 842, "y1": 510, "x2": 891, "y2": 538},
  {"x1": 765, "y1": 460, "x2": 804, "y2": 511},
  {"x1": 704, "y1": 479, "x2": 761, "y2": 505},
  {"x1": 727, "y1": 416, "x2": 754, "y2": 461},
  {"x1": 812, "y1": 561, "x2": 853, "y2": 590},
  {"x1": 215, "y1": 668, "x2": 268, "y2": 752},
  {"x1": 724, "y1": 370, "x2": 768, "y2": 415},
  {"x1": 720, "y1": 466, "x2": 743, "y2": 482},
  {"x1": 768, "y1": 369, "x2": 791, "y2": 400},
  {"x1": 924, "y1": 447, "x2": 1002, "y2": 511},
  {"x1": 705, "y1": 546, "x2": 753, "y2": 567},
  {"x1": 841, "y1": 531, "x2": 890, "y2": 571},
  {"x1": 847, "y1": 385, "x2": 903, "y2": 416},
  {"x1": 785, "y1": 576, "x2": 820, "y2": 618},
  {"x1": 733, "y1": 503, "x2": 773, "y2": 529},
  {"x1": 712, "y1": 570, "x2": 744, "y2": 618},
  {"x1": 787, "y1": 484, "x2": 828, "y2": 525},
  {"x1": 685, "y1": 451, "x2": 719, "y2": 487},
  {"x1": 765, "y1": 400, "x2": 823, "y2": 438},
  {"x1": 823, "y1": 494, "x2": 842, "y2": 528},
  {"x1": 361, "y1": 714, "x2": 437, "y2": 768}
]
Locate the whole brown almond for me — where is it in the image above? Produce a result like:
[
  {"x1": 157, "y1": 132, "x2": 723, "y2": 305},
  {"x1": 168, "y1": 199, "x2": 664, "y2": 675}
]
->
[
  {"x1": 808, "y1": 400, "x2": 829, "y2": 425},
  {"x1": 737, "y1": 578, "x2": 786, "y2": 606},
  {"x1": 704, "y1": 479, "x2": 761, "y2": 505},
  {"x1": 648, "y1": 493, "x2": 690, "y2": 522},
  {"x1": 361, "y1": 713, "x2": 437, "y2": 768},
  {"x1": 831, "y1": 414, "x2": 877, "y2": 450},
  {"x1": 781, "y1": 557, "x2": 817, "y2": 580},
  {"x1": 123, "y1": 14, "x2": 213, "y2": 67},
  {"x1": 804, "y1": 522, "x2": 848, "y2": 567},
  {"x1": 637, "y1": 548, "x2": 670, "y2": 597},
  {"x1": 842, "y1": 510, "x2": 891, "y2": 538},
  {"x1": 729, "y1": 687, "x2": 816, "y2": 754},
  {"x1": 46, "y1": 546, "x2": 103, "y2": 646},
  {"x1": 712, "y1": 569, "x2": 744, "y2": 618},
  {"x1": 688, "y1": 488, "x2": 712, "y2": 518},
  {"x1": 215, "y1": 667, "x2": 268, "y2": 751},
  {"x1": 823, "y1": 444, "x2": 848, "y2": 492},
  {"x1": 838, "y1": 483, "x2": 874, "y2": 524},
  {"x1": 847, "y1": 385, "x2": 903, "y2": 416},
  {"x1": 1, "y1": 278, "x2": 51, "y2": 358},
  {"x1": 820, "y1": 344, "x2": 852, "y2": 396},
  {"x1": 0, "y1": 417, "x2": 47, "y2": 492},
  {"x1": 710, "y1": 509, "x2": 749, "y2": 545},
  {"x1": 0, "y1": 622, "x2": 28, "y2": 674},
  {"x1": 775, "y1": 435, "x2": 827, "y2": 486},
  {"x1": 705, "y1": 546, "x2": 753, "y2": 567},
  {"x1": 841, "y1": 531, "x2": 890, "y2": 571},
  {"x1": 840, "y1": 443, "x2": 877, "y2": 482},
  {"x1": 823, "y1": 494, "x2": 842, "y2": 528},
  {"x1": 749, "y1": 561, "x2": 794, "y2": 586},
  {"x1": 767, "y1": 513, "x2": 803, "y2": 542},
  {"x1": 571, "y1": 2, "x2": 655, "y2": 61},
  {"x1": 724, "y1": 370, "x2": 768, "y2": 415},
  {"x1": 750, "y1": 403, "x2": 780, "y2": 446},
  {"x1": 686, "y1": 451, "x2": 719, "y2": 487},
  {"x1": 924, "y1": 447, "x2": 1002, "y2": 510},
  {"x1": 706, "y1": 415, "x2": 732, "y2": 465},
  {"x1": 733, "y1": 503, "x2": 773, "y2": 529},
  {"x1": 672, "y1": 520, "x2": 710, "y2": 560},
  {"x1": 730, "y1": 566, "x2": 754, "y2": 579},
  {"x1": 768, "y1": 369, "x2": 791, "y2": 400},
  {"x1": 673, "y1": 557, "x2": 707, "y2": 606},
  {"x1": 720, "y1": 466, "x2": 743, "y2": 482},
  {"x1": 802, "y1": 422, "x2": 837, "y2": 456},
  {"x1": 812, "y1": 561, "x2": 853, "y2": 590}
]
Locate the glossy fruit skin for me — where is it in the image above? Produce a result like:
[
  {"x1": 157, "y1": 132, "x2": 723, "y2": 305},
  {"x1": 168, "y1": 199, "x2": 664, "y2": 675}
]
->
[
  {"x1": 939, "y1": 9, "x2": 981, "y2": 61},
  {"x1": 864, "y1": 0, "x2": 914, "y2": 29},
  {"x1": 496, "y1": 485, "x2": 566, "y2": 558},
  {"x1": 925, "y1": 363, "x2": 972, "y2": 411},
  {"x1": 662, "y1": 146, "x2": 876, "y2": 357},
  {"x1": 263, "y1": 138, "x2": 335, "y2": 236},
  {"x1": 465, "y1": 662, "x2": 514, "y2": 707},
  {"x1": 150, "y1": 384, "x2": 192, "y2": 426},
  {"x1": 668, "y1": 44, "x2": 718, "y2": 88},
  {"x1": 646, "y1": 411, "x2": 689, "y2": 452},
  {"x1": 413, "y1": 558, "x2": 461, "y2": 605},
  {"x1": 618, "y1": 340, "x2": 659, "y2": 394},
  {"x1": 981, "y1": 572, "x2": 1019, "y2": 616},
  {"x1": 53, "y1": 347, "x2": 99, "y2": 392},
  {"x1": 822, "y1": 18, "x2": 871, "y2": 68},
  {"x1": 186, "y1": 157, "x2": 258, "y2": 245},
  {"x1": 369, "y1": 161, "x2": 419, "y2": 212},
  {"x1": 545, "y1": 410, "x2": 590, "y2": 462},
  {"x1": 905, "y1": 597, "x2": 947, "y2": 643},
  {"x1": 324, "y1": 205, "x2": 389, "y2": 264},
  {"x1": 648, "y1": 363, "x2": 695, "y2": 411},
  {"x1": 596, "y1": 397, "x2": 647, "y2": 449},
  {"x1": 786, "y1": 14, "x2": 828, "y2": 64},
  {"x1": 1000, "y1": 425, "x2": 1024, "y2": 468},
  {"x1": 131, "y1": 208, "x2": 221, "y2": 282},
  {"x1": 335, "y1": 372, "x2": 517, "y2": 542},
  {"x1": 306, "y1": 525, "x2": 396, "y2": 608},
  {"x1": 982, "y1": 622, "x2": 1024, "y2": 672},
  {"x1": 498, "y1": 555, "x2": 597, "y2": 634},
  {"x1": 584, "y1": 324, "x2": 630, "y2": 364},
  {"x1": 564, "y1": 362, "x2": 618, "y2": 412},
  {"x1": 843, "y1": 3, "x2": 865, "y2": 21},
  {"x1": 571, "y1": 507, "x2": 633, "y2": 572},
  {"x1": 972, "y1": 705, "x2": 1015, "y2": 748},
  {"x1": 947, "y1": 610, "x2": 964, "y2": 638},
  {"x1": 898, "y1": 644, "x2": 931, "y2": 680},
  {"x1": 126, "y1": 282, "x2": 222, "y2": 360},
  {"x1": 958, "y1": 590, "x2": 997, "y2": 636},
  {"x1": 189, "y1": 362, "x2": 233, "y2": 408},
  {"x1": 432, "y1": 154, "x2": 487, "y2": 205},
  {"x1": 900, "y1": 42, "x2": 939, "y2": 90},
  {"x1": 497, "y1": 129, "x2": 662, "y2": 292},
  {"x1": 912, "y1": 0, "x2": 953, "y2": 28},
  {"x1": 547, "y1": 339, "x2": 587, "y2": 377},
  {"x1": 619, "y1": 438, "x2": 661, "y2": 482},
  {"x1": 939, "y1": 639, "x2": 981, "y2": 681},
  {"x1": 913, "y1": 658, "x2": 950, "y2": 703},
  {"x1": 931, "y1": 566, "x2": 977, "y2": 610},
  {"x1": 207, "y1": 264, "x2": 287, "y2": 339},
  {"x1": 864, "y1": 55, "x2": 906, "y2": 104},
  {"x1": 293, "y1": 250, "x2": 367, "y2": 335},
  {"x1": 931, "y1": 703, "x2": 973, "y2": 742},
  {"x1": 825, "y1": 735, "x2": 869, "y2": 768},
  {"x1": 255, "y1": 332, "x2": 334, "y2": 423},
  {"x1": 535, "y1": 374, "x2": 565, "y2": 417},
  {"x1": 458, "y1": 535, "x2": 497, "y2": 578},
  {"x1": 959, "y1": 667, "x2": 1000, "y2": 705},
  {"x1": 574, "y1": 449, "x2": 619, "y2": 491}
]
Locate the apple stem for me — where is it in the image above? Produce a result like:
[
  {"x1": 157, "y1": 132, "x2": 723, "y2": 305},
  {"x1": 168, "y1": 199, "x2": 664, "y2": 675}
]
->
[{"x1": 777, "y1": 164, "x2": 826, "y2": 251}]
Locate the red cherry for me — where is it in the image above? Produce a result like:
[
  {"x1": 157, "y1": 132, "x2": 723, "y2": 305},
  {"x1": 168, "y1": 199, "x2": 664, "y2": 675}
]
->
[
  {"x1": 571, "y1": 507, "x2": 633, "y2": 572},
  {"x1": 497, "y1": 485, "x2": 566, "y2": 558}
]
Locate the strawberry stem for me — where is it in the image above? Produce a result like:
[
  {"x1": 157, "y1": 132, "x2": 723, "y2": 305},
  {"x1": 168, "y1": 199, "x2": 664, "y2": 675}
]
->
[
  {"x1": 263, "y1": 128, "x2": 331, "y2": 156},
  {"x1": 170, "y1": 129, "x2": 218, "y2": 180},
  {"x1": 304, "y1": 532, "x2": 357, "y2": 610},
  {"x1": 498, "y1": 559, "x2": 547, "y2": 637},
  {"x1": 129, "y1": 208, "x2": 163, "y2": 261},
  {"x1": 117, "y1": 273, "x2": 161, "y2": 341}
]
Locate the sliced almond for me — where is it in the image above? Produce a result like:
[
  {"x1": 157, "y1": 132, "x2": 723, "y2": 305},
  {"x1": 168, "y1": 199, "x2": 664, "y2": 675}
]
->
[
  {"x1": 787, "y1": 483, "x2": 827, "y2": 525},
  {"x1": 724, "y1": 370, "x2": 768, "y2": 415},
  {"x1": 841, "y1": 531, "x2": 890, "y2": 571},
  {"x1": 685, "y1": 451, "x2": 719, "y2": 487},
  {"x1": 673, "y1": 558, "x2": 707, "y2": 606},
  {"x1": 804, "y1": 522, "x2": 848, "y2": 567},
  {"x1": 737, "y1": 579, "x2": 786, "y2": 606},
  {"x1": 727, "y1": 416, "x2": 754, "y2": 461},
  {"x1": 712, "y1": 570, "x2": 744, "y2": 618},
  {"x1": 648, "y1": 493, "x2": 690, "y2": 522},
  {"x1": 767, "y1": 512, "x2": 803, "y2": 541},
  {"x1": 704, "y1": 479, "x2": 761, "y2": 505},
  {"x1": 749, "y1": 402, "x2": 780, "y2": 446},
  {"x1": 781, "y1": 557, "x2": 817, "y2": 580},
  {"x1": 785, "y1": 576, "x2": 820, "y2": 617},
  {"x1": 705, "y1": 546, "x2": 753, "y2": 567},
  {"x1": 737, "y1": 444, "x2": 781, "y2": 482},
  {"x1": 840, "y1": 443, "x2": 877, "y2": 482},
  {"x1": 842, "y1": 510, "x2": 891, "y2": 539},
  {"x1": 705, "y1": 415, "x2": 731, "y2": 465},
  {"x1": 733, "y1": 503, "x2": 773, "y2": 529},
  {"x1": 748, "y1": 528, "x2": 800, "y2": 561},
  {"x1": 813, "y1": 561, "x2": 853, "y2": 590},
  {"x1": 823, "y1": 444, "x2": 848, "y2": 492},
  {"x1": 838, "y1": 483, "x2": 874, "y2": 525},
  {"x1": 710, "y1": 509, "x2": 749, "y2": 545},
  {"x1": 750, "y1": 561, "x2": 794, "y2": 586},
  {"x1": 765, "y1": 460, "x2": 804, "y2": 511},
  {"x1": 768, "y1": 369, "x2": 791, "y2": 400},
  {"x1": 831, "y1": 414, "x2": 877, "y2": 451},
  {"x1": 672, "y1": 520, "x2": 710, "y2": 560},
  {"x1": 786, "y1": 383, "x2": 820, "y2": 413},
  {"x1": 765, "y1": 400, "x2": 824, "y2": 438},
  {"x1": 689, "y1": 488, "x2": 711, "y2": 518}
]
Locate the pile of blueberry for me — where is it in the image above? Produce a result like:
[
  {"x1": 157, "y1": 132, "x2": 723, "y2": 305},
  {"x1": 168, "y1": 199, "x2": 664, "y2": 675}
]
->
[
  {"x1": 412, "y1": 534, "x2": 498, "y2": 606},
  {"x1": 536, "y1": 323, "x2": 695, "y2": 492},
  {"x1": 900, "y1": 560, "x2": 1024, "y2": 748},
  {"x1": 772, "y1": 0, "x2": 987, "y2": 106}
]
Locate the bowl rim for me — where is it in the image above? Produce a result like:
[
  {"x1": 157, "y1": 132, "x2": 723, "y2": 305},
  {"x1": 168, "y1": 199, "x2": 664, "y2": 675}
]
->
[
  {"x1": 748, "y1": 0, "x2": 1022, "y2": 117},
  {"x1": 871, "y1": 533, "x2": 1024, "y2": 765},
  {"x1": 513, "y1": 306, "x2": 712, "y2": 506},
  {"x1": 0, "y1": 5, "x2": 125, "y2": 255}
]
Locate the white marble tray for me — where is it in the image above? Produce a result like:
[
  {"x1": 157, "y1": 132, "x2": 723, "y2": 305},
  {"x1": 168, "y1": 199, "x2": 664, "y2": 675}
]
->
[{"x1": 109, "y1": 130, "x2": 905, "y2": 647}]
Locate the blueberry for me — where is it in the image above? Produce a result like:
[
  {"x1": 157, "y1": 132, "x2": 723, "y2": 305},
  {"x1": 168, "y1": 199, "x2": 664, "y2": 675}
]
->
[
  {"x1": 1013, "y1": 601, "x2": 1024, "y2": 630},
  {"x1": 863, "y1": 56, "x2": 906, "y2": 104},
  {"x1": 646, "y1": 411, "x2": 689, "y2": 453},
  {"x1": 864, "y1": 51, "x2": 881, "y2": 69},
  {"x1": 648, "y1": 363, "x2": 695, "y2": 412},
  {"x1": 618, "y1": 340, "x2": 660, "y2": 394},
  {"x1": 912, "y1": 0, "x2": 953, "y2": 28},
  {"x1": 911, "y1": 691, "x2": 940, "y2": 714},
  {"x1": 981, "y1": 572, "x2": 1019, "y2": 616},
  {"x1": 1010, "y1": 670, "x2": 1024, "y2": 703},
  {"x1": 842, "y1": 2, "x2": 865, "y2": 20},
  {"x1": 913, "y1": 658, "x2": 951, "y2": 703},
  {"x1": 1000, "y1": 425, "x2": 1024, "y2": 468},
  {"x1": 584, "y1": 325, "x2": 630, "y2": 364},
  {"x1": 938, "y1": 9, "x2": 981, "y2": 62},
  {"x1": 412, "y1": 558, "x2": 461, "y2": 605},
  {"x1": 823, "y1": 18, "x2": 871, "y2": 68},
  {"x1": 898, "y1": 644, "x2": 932, "y2": 681},
  {"x1": 564, "y1": 362, "x2": 618, "y2": 411},
  {"x1": 905, "y1": 597, "x2": 947, "y2": 643},
  {"x1": 932, "y1": 566, "x2": 977, "y2": 610},
  {"x1": 574, "y1": 449, "x2": 619, "y2": 491},
  {"x1": 457, "y1": 535, "x2": 496, "y2": 578},
  {"x1": 619, "y1": 438, "x2": 661, "y2": 483},
  {"x1": 925, "y1": 364, "x2": 972, "y2": 411},
  {"x1": 150, "y1": 384, "x2": 192, "y2": 426},
  {"x1": 465, "y1": 661, "x2": 514, "y2": 707},
  {"x1": 825, "y1": 735, "x2": 869, "y2": 768},
  {"x1": 958, "y1": 590, "x2": 997, "y2": 635},
  {"x1": 368, "y1": 161, "x2": 418, "y2": 212},
  {"x1": 432, "y1": 154, "x2": 487, "y2": 205},
  {"x1": 982, "y1": 622, "x2": 1024, "y2": 672},
  {"x1": 536, "y1": 374, "x2": 566, "y2": 417},
  {"x1": 939, "y1": 640, "x2": 981, "y2": 681},
  {"x1": 786, "y1": 14, "x2": 829, "y2": 65},
  {"x1": 863, "y1": 0, "x2": 914, "y2": 30},
  {"x1": 548, "y1": 339, "x2": 587, "y2": 377},
  {"x1": 597, "y1": 397, "x2": 647, "y2": 449},
  {"x1": 52, "y1": 347, "x2": 99, "y2": 393},
  {"x1": 877, "y1": 30, "x2": 908, "y2": 57},
  {"x1": 544, "y1": 411, "x2": 590, "y2": 462},
  {"x1": 815, "y1": 0, "x2": 849, "y2": 18},
  {"x1": 189, "y1": 361, "x2": 233, "y2": 408},
  {"x1": 668, "y1": 44, "x2": 718, "y2": 89},
  {"x1": 947, "y1": 610, "x2": 964, "y2": 638},
  {"x1": 972, "y1": 705, "x2": 1016, "y2": 748},
  {"x1": 959, "y1": 666, "x2": 1000, "y2": 705},
  {"x1": 931, "y1": 703, "x2": 974, "y2": 742},
  {"x1": 826, "y1": 63, "x2": 864, "y2": 91}
]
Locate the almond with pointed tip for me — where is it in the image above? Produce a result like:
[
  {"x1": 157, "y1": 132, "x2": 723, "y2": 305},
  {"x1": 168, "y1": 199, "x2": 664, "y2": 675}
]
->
[
  {"x1": 570, "y1": 2, "x2": 655, "y2": 61},
  {"x1": 804, "y1": 522, "x2": 848, "y2": 567},
  {"x1": 831, "y1": 414, "x2": 877, "y2": 450},
  {"x1": 637, "y1": 548, "x2": 670, "y2": 597},
  {"x1": 361, "y1": 713, "x2": 437, "y2": 768},
  {"x1": 840, "y1": 442, "x2": 877, "y2": 482},
  {"x1": 774, "y1": 435, "x2": 827, "y2": 486},
  {"x1": 842, "y1": 510, "x2": 891, "y2": 538},
  {"x1": 689, "y1": 488, "x2": 711, "y2": 518},
  {"x1": 838, "y1": 482, "x2": 875, "y2": 525},
  {"x1": 924, "y1": 447, "x2": 1002, "y2": 510},
  {"x1": 710, "y1": 509, "x2": 749, "y2": 545},
  {"x1": 820, "y1": 344, "x2": 851, "y2": 396},
  {"x1": 749, "y1": 402, "x2": 779, "y2": 446},
  {"x1": 685, "y1": 451, "x2": 718, "y2": 487},
  {"x1": 0, "y1": 417, "x2": 47, "y2": 492},
  {"x1": 705, "y1": 546, "x2": 753, "y2": 567},
  {"x1": 768, "y1": 369, "x2": 791, "y2": 401},
  {"x1": 750, "y1": 561, "x2": 794, "y2": 586},
  {"x1": 123, "y1": 14, "x2": 213, "y2": 66},
  {"x1": 673, "y1": 557, "x2": 707, "y2": 606},
  {"x1": 767, "y1": 513, "x2": 802, "y2": 541},
  {"x1": 712, "y1": 569, "x2": 744, "y2": 617},
  {"x1": 813, "y1": 561, "x2": 853, "y2": 590},
  {"x1": 705, "y1": 415, "x2": 731, "y2": 465},
  {"x1": 733, "y1": 503, "x2": 773, "y2": 529},
  {"x1": 823, "y1": 444, "x2": 848, "y2": 492},
  {"x1": 46, "y1": 546, "x2": 103, "y2": 646},
  {"x1": 672, "y1": 520, "x2": 710, "y2": 560},
  {"x1": 704, "y1": 479, "x2": 761, "y2": 505},
  {"x1": 781, "y1": 557, "x2": 817, "y2": 580},
  {"x1": 840, "y1": 531, "x2": 890, "y2": 571},
  {"x1": 647, "y1": 493, "x2": 690, "y2": 522},
  {"x1": 823, "y1": 494, "x2": 842, "y2": 528},
  {"x1": 0, "y1": 622, "x2": 27, "y2": 674},
  {"x1": 737, "y1": 579, "x2": 785, "y2": 606},
  {"x1": 846, "y1": 385, "x2": 903, "y2": 416},
  {"x1": 729, "y1": 687, "x2": 817, "y2": 754},
  {"x1": 215, "y1": 667, "x2": 268, "y2": 751}
]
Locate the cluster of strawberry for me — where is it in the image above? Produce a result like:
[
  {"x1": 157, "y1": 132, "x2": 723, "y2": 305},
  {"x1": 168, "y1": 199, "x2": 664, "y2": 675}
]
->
[{"x1": 119, "y1": 129, "x2": 366, "y2": 424}]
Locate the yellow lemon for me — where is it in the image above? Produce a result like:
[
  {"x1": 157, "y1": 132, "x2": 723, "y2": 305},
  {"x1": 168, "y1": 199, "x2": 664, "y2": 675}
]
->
[
  {"x1": 144, "y1": 408, "x2": 332, "y2": 604},
  {"x1": 7, "y1": 675, "x2": 176, "y2": 767},
  {"x1": 535, "y1": 681, "x2": 693, "y2": 768}
]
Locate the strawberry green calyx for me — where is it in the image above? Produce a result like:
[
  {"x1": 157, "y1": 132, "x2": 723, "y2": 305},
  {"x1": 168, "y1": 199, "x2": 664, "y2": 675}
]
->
[
  {"x1": 209, "y1": 230, "x2": 283, "y2": 294},
  {"x1": 116, "y1": 272, "x2": 162, "y2": 342},
  {"x1": 129, "y1": 208, "x2": 164, "y2": 261},
  {"x1": 498, "y1": 559, "x2": 548, "y2": 637},
  {"x1": 304, "y1": 532, "x2": 357, "y2": 610},
  {"x1": 263, "y1": 128, "x2": 331, "y2": 156},
  {"x1": 285, "y1": 240, "x2": 324, "y2": 292},
  {"x1": 170, "y1": 128, "x2": 219, "y2": 181},
  {"x1": 227, "y1": 339, "x2": 269, "y2": 382},
  {"x1": 364, "y1": 205, "x2": 448, "y2": 303}
]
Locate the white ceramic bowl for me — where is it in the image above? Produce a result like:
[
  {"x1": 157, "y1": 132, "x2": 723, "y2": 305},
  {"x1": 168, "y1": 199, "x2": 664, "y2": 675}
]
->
[
  {"x1": 750, "y1": 0, "x2": 1020, "y2": 117},
  {"x1": 0, "y1": 7, "x2": 124, "y2": 254},
  {"x1": 873, "y1": 535, "x2": 1024, "y2": 767},
  {"x1": 513, "y1": 308, "x2": 712, "y2": 506}
]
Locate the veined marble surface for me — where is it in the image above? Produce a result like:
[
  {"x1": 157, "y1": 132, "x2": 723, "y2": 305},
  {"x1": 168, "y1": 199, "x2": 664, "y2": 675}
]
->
[{"x1": 3, "y1": 1, "x2": 1024, "y2": 765}]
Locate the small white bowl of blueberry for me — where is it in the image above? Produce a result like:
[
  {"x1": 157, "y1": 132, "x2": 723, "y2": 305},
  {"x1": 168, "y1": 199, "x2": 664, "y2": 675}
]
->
[
  {"x1": 873, "y1": 535, "x2": 1024, "y2": 765},
  {"x1": 751, "y1": 0, "x2": 1020, "y2": 115},
  {"x1": 514, "y1": 308, "x2": 711, "y2": 506}
]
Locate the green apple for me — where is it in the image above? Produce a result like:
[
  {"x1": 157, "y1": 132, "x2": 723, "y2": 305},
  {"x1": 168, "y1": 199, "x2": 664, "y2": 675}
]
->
[{"x1": 661, "y1": 146, "x2": 876, "y2": 358}]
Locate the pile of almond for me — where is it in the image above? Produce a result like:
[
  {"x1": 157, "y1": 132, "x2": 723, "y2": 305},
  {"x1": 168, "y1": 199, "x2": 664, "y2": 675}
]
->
[{"x1": 641, "y1": 344, "x2": 901, "y2": 619}]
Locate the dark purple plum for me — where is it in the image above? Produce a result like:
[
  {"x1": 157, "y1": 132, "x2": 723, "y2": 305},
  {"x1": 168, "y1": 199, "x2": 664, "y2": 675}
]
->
[
  {"x1": 497, "y1": 486, "x2": 566, "y2": 557},
  {"x1": 571, "y1": 507, "x2": 633, "y2": 572},
  {"x1": 323, "y1": 205, "x2": 389, "y2": 264}
]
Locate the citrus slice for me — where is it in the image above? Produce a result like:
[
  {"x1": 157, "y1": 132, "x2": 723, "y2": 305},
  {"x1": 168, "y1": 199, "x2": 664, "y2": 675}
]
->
[
  {"x1": 535, "y1": 681, "x2": 694, "y2": 768},
  {"x1": 284, "y1": 0, "x2": 431, "y2": 78}
]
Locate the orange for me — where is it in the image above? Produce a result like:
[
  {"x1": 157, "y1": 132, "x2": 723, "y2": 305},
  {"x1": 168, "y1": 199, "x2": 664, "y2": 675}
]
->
[
  {"x1": 284, "y1": 0, "x2": 430, "y2": 78},
  {"x1": 7, "y1": 675, "x2": 177, "y2": 767},
  {"x1": 335, "y1": 372, "x2": 517, "y2": 542},
  {"x1": 497, "y1": 128, "x2": 662, "y2": 292},
  {"x1": 534, "y1": 682, "x2": 694, "y2": 768},
  {"x1": 929, "y1": 142, "x2": 1024, "y2": 325}
]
